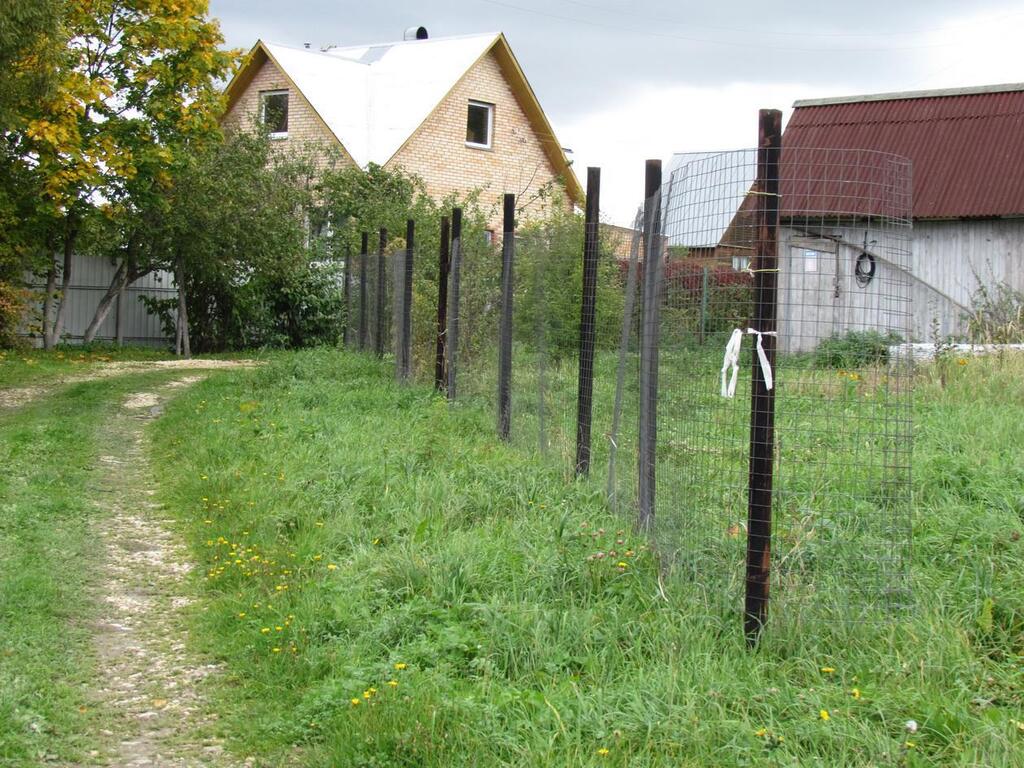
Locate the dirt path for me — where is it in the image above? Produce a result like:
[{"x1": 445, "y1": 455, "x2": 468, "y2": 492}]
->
[
  {"x1": 0, "y1": 358, "x2": 259, "y2": 410},
  {"x1": 84, "y1": 376, "x2": 247, "y2": 767}
]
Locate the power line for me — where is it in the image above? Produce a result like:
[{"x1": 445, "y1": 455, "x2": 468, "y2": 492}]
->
[
  {"x1": 553, "y1": 0, "x2": 1024, "y2": 40},
  {"x1": 475, "y1": 0, "x2": 996, "y2": 53}
]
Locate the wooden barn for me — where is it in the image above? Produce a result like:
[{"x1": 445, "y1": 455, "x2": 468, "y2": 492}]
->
[
  {"x1": 779, "y1": 83, "x2": 1024, "y2": 350},
  {"x1": 665, "y1": 83, "x2": 1024, "y2": 352}
]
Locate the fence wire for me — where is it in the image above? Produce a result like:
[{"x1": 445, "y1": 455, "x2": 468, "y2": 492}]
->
[
  {"x1": 644, "y1": 147, "x2": 913, "y2": 627},
  {"x1": 340, "y1": 143, "x2": 914, "y2": 635}
]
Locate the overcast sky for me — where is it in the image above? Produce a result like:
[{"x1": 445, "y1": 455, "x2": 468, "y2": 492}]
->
[{"x1": 209, "y1": 0, "x2": 1024, "y2": 223}]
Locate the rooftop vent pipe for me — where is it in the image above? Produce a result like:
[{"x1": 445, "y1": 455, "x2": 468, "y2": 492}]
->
[{"x1": 404, "y1": 26, "x2": 428, "y2": 41}]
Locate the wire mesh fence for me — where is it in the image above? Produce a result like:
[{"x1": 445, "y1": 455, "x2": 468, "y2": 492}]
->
[
  {"x1": 649, "y1": 140, "x2": 913, "y2": 634},
  {"x1": 336, "y1": 119, "x2": 914, "y2": 641}
]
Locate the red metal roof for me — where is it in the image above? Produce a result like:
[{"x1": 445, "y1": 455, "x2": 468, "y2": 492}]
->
[{"x1": 784, "y1": 86, "x2": 1024, "y2": 219}]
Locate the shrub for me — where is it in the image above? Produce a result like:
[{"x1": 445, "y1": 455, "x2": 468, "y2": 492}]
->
[
  {"x1": 967, "y1": 281, "x2": 1024, "y2": 344},
  {"x1": 814, "y1": 330, "x2": 903, "y2": 368}
]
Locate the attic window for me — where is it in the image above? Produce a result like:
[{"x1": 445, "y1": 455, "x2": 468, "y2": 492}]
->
[
  {"x1": 466, "y1": 100, "x2": 493, "y2": 149},
  {"x1": 261, "y1": 90, "x2": 289, "y2": 137}
]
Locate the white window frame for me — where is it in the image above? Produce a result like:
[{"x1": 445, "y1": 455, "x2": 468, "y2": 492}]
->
[
  {"x1": 261, "y1": 89, "x2": 289, "y2": 139},
  {"x1": 466, "y1": 100, "x2": 494, "y2": 149}
]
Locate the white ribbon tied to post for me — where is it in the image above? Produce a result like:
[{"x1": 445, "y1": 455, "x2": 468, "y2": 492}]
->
[{"x1": 720, "y1": 328, "x2": 777, "y2": 398}]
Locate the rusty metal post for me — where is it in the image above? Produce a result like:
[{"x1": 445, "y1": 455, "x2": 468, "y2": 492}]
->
[{"x1": 745, "y1": 108, "x2": 783, "y2": 646}]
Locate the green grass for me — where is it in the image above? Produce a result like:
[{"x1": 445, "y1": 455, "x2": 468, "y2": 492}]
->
[
  {"x1": 144, "y1": 348, "x2": 1024, "y2": 767},
  {"x1": 0, "y1": 369, "x2": 186, "y2": 764},
  {"x1": 0, "y1": 343, "x2": 169, "y2": 389}
]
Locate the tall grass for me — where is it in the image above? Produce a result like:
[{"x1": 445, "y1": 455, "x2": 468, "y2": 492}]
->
[{"x1": 149, "y1": 349, "x2": 1024, "y2": 767}]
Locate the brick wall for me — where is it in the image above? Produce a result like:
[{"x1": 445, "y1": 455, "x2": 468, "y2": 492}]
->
[
  {"x1": 222, "y1": 55, "x2": 355, "y2": 168},
  {"x1": 386, "y1": 50, "x2": 569, "y2": 226}
]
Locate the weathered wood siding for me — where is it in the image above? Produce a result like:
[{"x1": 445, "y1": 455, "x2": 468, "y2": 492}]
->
[{"x1": 778, "y1": 218, "x2": 1024, "y2": 352}]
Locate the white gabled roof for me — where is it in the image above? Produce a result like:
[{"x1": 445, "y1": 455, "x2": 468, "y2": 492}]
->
[{"x1": 262, "y1": 33, "x2": 500, "y2": 168}]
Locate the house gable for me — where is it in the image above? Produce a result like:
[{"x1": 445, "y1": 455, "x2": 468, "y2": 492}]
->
[
  {"x1": 386, "y1": 47, "x2": 572, "y2": 219},
  {"x1": 222, "y1": 44, "x2": 357, "y2": 167},
  {"x1": 221, "y1": 34, "x2": 581, "y2": 213}
]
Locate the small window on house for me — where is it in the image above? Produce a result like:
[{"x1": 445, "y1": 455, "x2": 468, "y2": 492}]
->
[
  {"x1": 261, "y1": 90, "x2": 289, "y2": 137},
  {"x1": 466, "y1": 100, "x2": 493, "y2": 148},
  {"x1": 483, "y1": 229, "x2": 495, "y2": 245}
]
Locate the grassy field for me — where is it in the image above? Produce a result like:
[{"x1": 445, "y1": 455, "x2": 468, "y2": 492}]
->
[
  {"x1": 136, "y1": 348, "x2": 1024, "y2": 767},
  {"x1": 1, "y1": 346, "x2": 1021, "y2": 765}
]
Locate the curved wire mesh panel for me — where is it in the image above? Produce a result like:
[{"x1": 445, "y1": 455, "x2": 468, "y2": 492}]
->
[{"x1": 653, "y1": 147, "x2": 913, "y2": 627}]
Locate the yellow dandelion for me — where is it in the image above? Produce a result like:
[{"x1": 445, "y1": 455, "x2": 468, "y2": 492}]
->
[
  {"x1": 238, "y1": 612, "x2": 246, "y2": 619},
  {"x1": 851, "y1": 688, "x2": 861, "y2": 699},
  {"x1": 261, "y1": 627, "x2": 270, "y2": 634},
  {"x1": 272, "y1": 647, "x2": 281, "y2": 653},
  {"x1": 387, "y1": 680, "x2": 398, "y2": 687},
  {"x1": 820, "y1": 666, "x2": 835, "y2": 674},
  {"x1": 394, "y1": 662, "x2": 407, "y2": 670},
  {"x1": 819, "y1": 709, "x2": 830, "y2": 721},
  {"x1": 327, "y1": 564, "x2": 338, "y2": 571},
  {"x1": 617, "y1": 561, "x2": 628, "y2": 568},
  {"x1": 754, "y1": 727, "x2": 768, "y2": 737},
  {"x1": 596, "y1": 747, "x2": 610, "y2": 757},
  {"x1": 350, "y1": 698, "x2": 360, "y2": 706}
]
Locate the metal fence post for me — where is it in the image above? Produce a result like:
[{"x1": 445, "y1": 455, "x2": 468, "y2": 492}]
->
[
  {"x1": 398, "y1": 219, "x2": 415, "y2": 380},
  {"x1": 638, "y1": 160, "x2": 663, "y2": 531},
  {"x1": 435, "y1": 216, "x2": 450, "y2": 392},
  {"x1": 575, "y1": 167, "x2": 601, "y2": 475},
  {"x1": 376, "y1": 228, "x2": 387, "y2": 358},
  {"x1": 497, "y1": 194, "x2": 516, "y2": 440},
  {"x1": 446, "y1": 208, "x2": 463, "y2": 401},
  {"x1": 359, "y1": 232, "x2": 368, "y2": 350},
  {"x1": 744, "y1": 108, "x2": 783, "y2": 646}
]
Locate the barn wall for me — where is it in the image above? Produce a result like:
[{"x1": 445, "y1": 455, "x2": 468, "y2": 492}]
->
[
  {"x1": 777, "y1": 218, "x2": 1024, "y2": 353},
  {"x1": 913, "y1": 219, "x2": 1024, "y2": 307},
  {"x1": 23, "y1": 254, "x2": 175, "y2": 347}
]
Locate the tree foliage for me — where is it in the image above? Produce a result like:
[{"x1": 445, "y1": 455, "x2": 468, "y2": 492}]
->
[{"x1": 1, "y1": 0, "x2": 237, "y2": 347}]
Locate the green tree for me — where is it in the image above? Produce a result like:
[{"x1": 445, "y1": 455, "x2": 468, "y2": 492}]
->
[{"x1": 6, "y1": 0, "x2": 235, "y2": 347}]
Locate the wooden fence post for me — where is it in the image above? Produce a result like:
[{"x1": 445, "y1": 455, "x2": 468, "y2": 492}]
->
[
  {"x1": 744, "y1": 108, "x2": 783, "y2": 646},
  {"x1": 575, "y1": 167, "x2": 601, "y2": 475},
  {"x1": 497, "y1": 194, "x2": 516, "y2": 440},
  {"x1": 446, "y1": 208, "x2": 463, "y2": 401},
  {"x1": 376, "y1": 228, "x2": 387, "y2": 358},
  {"x1": 638, "y1": 160, "x2": 663, "y2": 531},
  {"x1": 359, "y1": 232, "x2": 368, "y2": 350}
]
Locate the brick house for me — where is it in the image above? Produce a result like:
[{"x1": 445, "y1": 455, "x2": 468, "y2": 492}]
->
[{"x1": 222, "y1": 30, "x2": 582, "y2": 225}]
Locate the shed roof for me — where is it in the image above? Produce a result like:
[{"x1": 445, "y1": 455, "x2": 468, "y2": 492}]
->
[
  {"x1": 223, "y1": 33, "x2": 583, "y2": 203},
  {"x1": 786, "y1": 83, "x2": 1024, "y2": 219}
]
